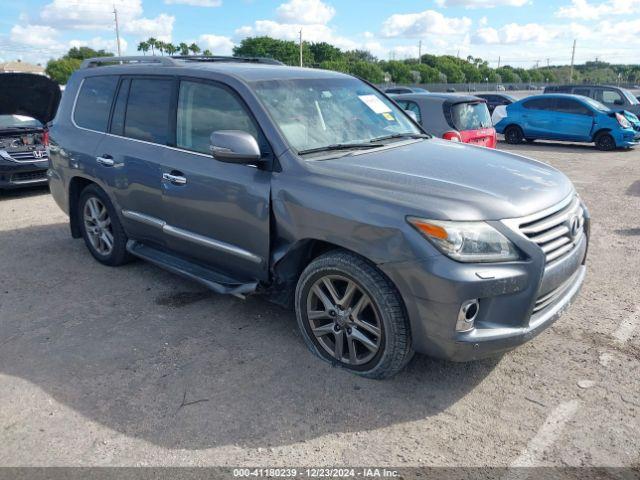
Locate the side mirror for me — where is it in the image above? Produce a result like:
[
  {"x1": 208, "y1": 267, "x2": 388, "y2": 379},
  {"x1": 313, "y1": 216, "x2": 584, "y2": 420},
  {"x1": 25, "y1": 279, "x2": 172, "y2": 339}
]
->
[
  {"x1": 404, "y1": 110, "x2": 419, "y2": 122},
  {"x1": 210, "y1": 130, "x2": 261, "y2": 164}
]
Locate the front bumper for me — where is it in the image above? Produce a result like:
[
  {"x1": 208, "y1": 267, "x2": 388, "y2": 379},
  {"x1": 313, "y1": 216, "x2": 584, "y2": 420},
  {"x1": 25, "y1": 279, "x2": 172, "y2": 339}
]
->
[
  {"x1": 380, "y1": 213, "x2": 589, "y2": 361},
  {"x1": 0, "y1": 159, "x2": 49, "y2": 188},
  {"x1": 614, "y1": 129, "x2": 640, "y2": 148}
]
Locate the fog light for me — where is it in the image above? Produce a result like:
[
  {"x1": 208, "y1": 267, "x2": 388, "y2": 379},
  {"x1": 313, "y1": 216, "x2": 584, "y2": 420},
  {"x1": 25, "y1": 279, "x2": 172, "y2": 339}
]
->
[{"x1": 456, "y1": 299, "x2": 479, "y2": 332}]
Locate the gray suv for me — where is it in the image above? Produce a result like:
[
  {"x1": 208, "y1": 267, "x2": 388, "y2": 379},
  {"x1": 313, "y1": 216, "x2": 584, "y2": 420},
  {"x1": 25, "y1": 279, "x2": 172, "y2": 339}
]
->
[
  {"x1": 544, "y1": 84, "x2": 640, "y2": 115},
  {"x1": 46, "y1": 56, "x2": 589, "y2": 378}
]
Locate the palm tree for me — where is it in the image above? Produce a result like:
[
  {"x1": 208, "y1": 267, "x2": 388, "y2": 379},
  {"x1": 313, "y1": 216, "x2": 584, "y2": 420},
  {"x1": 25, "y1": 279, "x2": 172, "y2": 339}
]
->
[
  {"x1": 202, "y1": 49, "x2": 212, "y2": 56},
  {"x1": 188, "y1": 43, "x2": 201, "y2": 56},
  {"x1": 157, "y1": 41, "x2": 166, "y2": 56},
  {"x1": 137, "y1": 41, "x2": 149, "y2": 55},
  {"x1": 179, "y1": 42, "x2": 189, "y2": 56},
  {"x1": 165, "y1": 43, "x2": 178, "y2": 56},
  {"x1": 147, "y1": 37, "x2": 157, "y2": 56}
]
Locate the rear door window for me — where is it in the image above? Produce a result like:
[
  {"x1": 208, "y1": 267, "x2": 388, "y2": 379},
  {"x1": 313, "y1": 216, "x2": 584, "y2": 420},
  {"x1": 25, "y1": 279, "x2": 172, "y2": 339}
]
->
[
  {"x1": 450, "y1": 102, "x2": 491, "y2": 130},
  {"x1": 74, "y1": 76, "x2": 119, "y2": 132},
  {"x1": 523, "y1": 98, "x2": 555, "y2": 110},
  {"x1": 573, "y1": 88, "x2": 591, "y2": 98},
  {"x1": 124, "y1": 78, "x2": 173, "y2": 144}
]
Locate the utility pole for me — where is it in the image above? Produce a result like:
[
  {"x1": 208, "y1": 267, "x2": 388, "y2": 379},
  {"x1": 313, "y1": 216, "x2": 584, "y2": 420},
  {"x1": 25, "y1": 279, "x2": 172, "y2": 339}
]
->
[
  {"x1": 546, "y1": 58, "x2": 550, "y2": 68},
  {"x1": 418, "y1": 40, "x2": 422, "y2": 63},
  {"x1": 113, "y1": 5, "x2": 122, "y2": 56},
  {"x1": 569, "y1": 39, "x2": 576, "y2": 82},
  {"x1": 497, "y1": 56, "x2": 501, "y2": 68},
  {"x1": 299, "y1": 29, "x2": 303, "y2": 67},
  {"x1": 535, "y1": 59, "x2": 540, "y2": 69}
]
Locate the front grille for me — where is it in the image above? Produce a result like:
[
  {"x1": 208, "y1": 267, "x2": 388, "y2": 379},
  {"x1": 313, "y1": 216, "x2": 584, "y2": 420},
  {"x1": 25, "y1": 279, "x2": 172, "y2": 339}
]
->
[
  {"x1": 517, "y1": 196, "x2": 584, "y2": 264},
  {"x1": 11, "y1": 171, "x2": 48, "y2": 184},
  {"x1": 5, "y1": 150, "x2": 48, "y2": 163},
  {"x1": 533, "y1": 268, "x2": 581, "y2": 313}
]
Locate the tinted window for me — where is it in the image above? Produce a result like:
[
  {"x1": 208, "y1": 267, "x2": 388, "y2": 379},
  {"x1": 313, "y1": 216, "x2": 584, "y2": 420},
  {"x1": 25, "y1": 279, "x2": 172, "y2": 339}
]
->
[
  {"x1": 574, "y1": 88, "x2": 591, "y2": 97},
  {"x1": 177, "y1": 80, "x2": 258, "y2": 154},
  {"x1": 74, "y1": 76, "x2": 119, "y2": 132},
  {"x1": 124, "y1": 78, "x2": 173, "y2": 144},
  {"x1": 450, "y1": 102, "x2": 492, "y2": 130},
  {"x1": 110, "y1": 79, "x2": 130, "y2": 136},
  {"x1": 396, "y1": 100, "x2": 422, "y2": 123},
  {"x1": 555, "y1": 98, "x2": 591, "y2": 115},
  {"x1": 523, "y1": 98, "x2": 555, "y2": 110},
  {"x1": 599, "y1": 89, "x2": 623, "y2": 104}
]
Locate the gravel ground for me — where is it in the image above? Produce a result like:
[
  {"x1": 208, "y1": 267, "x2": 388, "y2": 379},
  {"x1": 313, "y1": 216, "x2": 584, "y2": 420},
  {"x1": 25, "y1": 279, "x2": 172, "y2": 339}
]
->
[{"x1": 0, "y1": 139, "x2": 638, "y2": 470}]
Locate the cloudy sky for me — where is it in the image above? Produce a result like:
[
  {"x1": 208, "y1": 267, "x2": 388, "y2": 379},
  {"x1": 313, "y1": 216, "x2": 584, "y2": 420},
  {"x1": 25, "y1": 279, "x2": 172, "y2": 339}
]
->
[{"x1": 1, "y1": 0, "x2": 639, "y2": 67}]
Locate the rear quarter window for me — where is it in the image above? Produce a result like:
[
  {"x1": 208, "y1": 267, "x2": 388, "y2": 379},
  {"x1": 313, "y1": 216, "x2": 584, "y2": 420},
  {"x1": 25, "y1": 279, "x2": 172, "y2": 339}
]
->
[{"x1": 74, "y1": 76, "x2": 119, "y2": 132}]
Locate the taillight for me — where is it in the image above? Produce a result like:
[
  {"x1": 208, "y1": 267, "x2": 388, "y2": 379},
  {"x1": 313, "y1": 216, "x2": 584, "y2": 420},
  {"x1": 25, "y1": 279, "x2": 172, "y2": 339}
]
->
[{"x1": 443, "y1": 131, "x2": 462, "y2": 142}]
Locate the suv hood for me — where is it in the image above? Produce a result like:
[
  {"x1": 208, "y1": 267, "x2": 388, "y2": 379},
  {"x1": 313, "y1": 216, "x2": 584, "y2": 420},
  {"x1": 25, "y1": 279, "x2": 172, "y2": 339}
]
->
[
  {"x1": 0, "y1": 74, "x2": 61, "y2": 124},
  {"x1": 306, "y1": 138, "x2": 574, "y2": 221}
]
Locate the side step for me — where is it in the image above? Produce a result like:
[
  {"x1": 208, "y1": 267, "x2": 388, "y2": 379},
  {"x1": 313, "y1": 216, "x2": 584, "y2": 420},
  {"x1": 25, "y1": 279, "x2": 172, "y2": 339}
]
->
[{"x1": 126, "y1": 240, "x2": 258, "y2": 297}]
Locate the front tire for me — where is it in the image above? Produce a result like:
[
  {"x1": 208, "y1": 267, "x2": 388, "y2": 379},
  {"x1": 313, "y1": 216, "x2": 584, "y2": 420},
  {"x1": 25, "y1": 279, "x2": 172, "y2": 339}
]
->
[
  {"x1": 295, "y1": 250, "x2": 413, "y2": 379},
  {"x1": 78, "y1": 184, "x2": 132, "y2": 266},
  {"x1": 595, "y1": 132, "x2": 616, "y2": 151},
  {"x1": 504, "y1": 125, "x2": 524, "y2": 144}
]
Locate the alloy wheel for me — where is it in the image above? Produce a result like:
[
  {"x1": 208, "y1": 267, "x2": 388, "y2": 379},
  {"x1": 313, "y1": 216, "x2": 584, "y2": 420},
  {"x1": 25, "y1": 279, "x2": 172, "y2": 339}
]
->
[
  {"x1": 306, "y1": 274, "x2": 382, "y2": 365},
  {"x1": 83, "y1": 196, "x2": 114, "y2": 256}
]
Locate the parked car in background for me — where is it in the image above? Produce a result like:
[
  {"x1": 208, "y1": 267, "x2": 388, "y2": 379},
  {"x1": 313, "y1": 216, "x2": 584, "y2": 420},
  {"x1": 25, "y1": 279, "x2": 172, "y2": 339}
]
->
[
  {"x1": 0, "y1": 73, "x2": 61, "y2": 189},
  {"x1": 384, "y1": 86, "x2": 429, "y2": 94},
  {"x1": 493, "y1": 94, "x2": 639, "y2": 150},
  {"x1": 475, "y1": 93, "x2": 517, "y2": 114},
  {"x1": 544, "y1": 84, "x2": 640, "y2": 116},
  {"x1": 393, "y1": 93, "x2": 496, "y2": 148},
  {"x1": 497, "y1": 85, "x2": 506, "y2": 91}
]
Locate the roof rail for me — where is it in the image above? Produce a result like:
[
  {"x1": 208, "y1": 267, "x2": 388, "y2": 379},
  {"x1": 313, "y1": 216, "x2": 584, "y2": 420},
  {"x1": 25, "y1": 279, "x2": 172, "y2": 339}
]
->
[
  {"x1": 80, "y1": 56, "x2": 178, "y2": 69},
  {"x1": 171, "y1": 55, "x2": 284, "y2": 66}
]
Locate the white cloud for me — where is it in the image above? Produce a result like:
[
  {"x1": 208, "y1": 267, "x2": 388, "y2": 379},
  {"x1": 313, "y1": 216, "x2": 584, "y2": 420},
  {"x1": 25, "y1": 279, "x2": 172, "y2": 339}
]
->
[
  {"x1": 436, "y1": 0, "x2": 527, "y2": 6},
  {"x1": 555, "y1": 0, "x2": 640, "y2": 20},
  {"x1": 165, "y1": 0, "x2": 222, "y2": 5},
  {"x1": 276, "y1": 0, "x2": 335, "y2": 25},
  {"x1": 380, "y1": 10, "x2": 472, "y2": 38},
  {"x1": 10, "y1": 24, "x2": 60, "y2": 48},
  {"x1": 124, "y1": 14, "x2": 175, "y2": 41},
  {"x1": 236, "y1": 20, "x2": 357, "y2": 50},
  {"x1": 38, "y1": 0, "x2": 143, "y2": 31},
  {"x1": 198, "y1": 34, "x2": 234, "y2": 55},
  {"x1": 472, "y1": 23, "x2": 554, "y2": 45}
]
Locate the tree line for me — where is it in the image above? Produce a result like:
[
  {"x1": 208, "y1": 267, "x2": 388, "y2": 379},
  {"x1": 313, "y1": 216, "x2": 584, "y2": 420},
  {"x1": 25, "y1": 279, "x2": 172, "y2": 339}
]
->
[{"x1": 45, "y1": 36, "x2": 640, "y2": 86}]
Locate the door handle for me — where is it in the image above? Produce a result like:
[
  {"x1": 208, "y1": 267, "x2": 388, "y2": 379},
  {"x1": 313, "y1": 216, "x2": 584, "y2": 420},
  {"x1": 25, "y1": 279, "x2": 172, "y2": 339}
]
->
[
  {"x1": 96, "y1": 155, "x2": 115, "y2": 167},
  {"x1": 162, "y1": 172, "x2": 187, "y2": 185}
]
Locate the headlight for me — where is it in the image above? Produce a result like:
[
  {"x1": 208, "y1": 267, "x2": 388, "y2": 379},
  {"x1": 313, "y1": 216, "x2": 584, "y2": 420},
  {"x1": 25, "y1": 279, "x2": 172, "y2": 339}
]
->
[
  {"x1": 408, "y1": 217, "x2": 521, "y2": 263},
  {"x1": 616, "y1": 112, "x2": 631, "y2": 129}
]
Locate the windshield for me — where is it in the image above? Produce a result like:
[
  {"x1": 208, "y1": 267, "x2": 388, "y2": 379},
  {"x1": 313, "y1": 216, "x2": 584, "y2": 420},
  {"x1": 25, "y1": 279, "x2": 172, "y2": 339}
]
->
[
  {"x1": 0, "y1": 115, "x2": 42, "y2": 130},
  {"x1": 252, "y1": 77, "x2": 420, "y2": 152},
  {"x1": 450, "y1": 102, "x2": 492, "y2": 130},
  {"x1": 582, "y1": 97, "x2": 609, "y2": 112},
  {"x1": 621, "y1": 88, "x2": 639, "y2": 105}
]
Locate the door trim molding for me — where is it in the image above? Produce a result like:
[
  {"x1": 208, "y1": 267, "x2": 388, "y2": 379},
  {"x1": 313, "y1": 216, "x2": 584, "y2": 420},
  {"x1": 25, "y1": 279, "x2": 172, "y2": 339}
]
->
[{"x1": 122, "y1": 209, "x2": 262, "y2": 264}]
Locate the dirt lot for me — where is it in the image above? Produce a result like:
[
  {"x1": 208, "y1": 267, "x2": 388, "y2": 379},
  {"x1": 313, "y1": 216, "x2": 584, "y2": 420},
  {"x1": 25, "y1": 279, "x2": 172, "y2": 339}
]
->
[{"x1": 0, "y1": 140, "x2": 638, "y2": 469}]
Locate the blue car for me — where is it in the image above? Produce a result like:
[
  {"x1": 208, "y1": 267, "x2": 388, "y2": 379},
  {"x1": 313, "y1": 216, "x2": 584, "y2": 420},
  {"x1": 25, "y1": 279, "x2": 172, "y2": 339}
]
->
[{"x1": 493, "y1": 94, "x2": 639, "y2": 150}]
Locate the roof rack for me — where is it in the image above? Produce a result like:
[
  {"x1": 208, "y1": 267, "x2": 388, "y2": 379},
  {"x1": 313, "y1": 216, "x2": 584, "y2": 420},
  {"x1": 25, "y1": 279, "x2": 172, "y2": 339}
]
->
[
  {"x1": 171, "y1": 55, "x2": 284, "y2": 65},
  {"x1": 80, "y1": 56, "x2": 177, "y2": 69},
  {"x1": 80, "y1": 55, "x2": 284, "y2": 69}
]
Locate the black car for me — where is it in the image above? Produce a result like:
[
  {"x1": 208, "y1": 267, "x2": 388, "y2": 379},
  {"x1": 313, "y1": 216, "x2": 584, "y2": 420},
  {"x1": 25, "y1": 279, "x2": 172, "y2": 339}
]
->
[
  {"x1": 0, "y1": 74, "x2": 61, "y2": 189},
  {"x1": 475, "y1": 93, "x2": 517, "y2": 114}
]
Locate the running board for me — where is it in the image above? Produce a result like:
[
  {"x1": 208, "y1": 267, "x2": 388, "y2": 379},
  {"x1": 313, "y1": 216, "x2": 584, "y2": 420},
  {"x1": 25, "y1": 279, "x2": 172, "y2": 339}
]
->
[{"x1": 126, "y1": 240, "x2": 258, "y2": 297}]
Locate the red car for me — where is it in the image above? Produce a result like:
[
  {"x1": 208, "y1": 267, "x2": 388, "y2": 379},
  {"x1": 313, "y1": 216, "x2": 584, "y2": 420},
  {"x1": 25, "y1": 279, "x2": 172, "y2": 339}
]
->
[{"x1": 392, "y1": 93, "x2": 497, "y2": 148}]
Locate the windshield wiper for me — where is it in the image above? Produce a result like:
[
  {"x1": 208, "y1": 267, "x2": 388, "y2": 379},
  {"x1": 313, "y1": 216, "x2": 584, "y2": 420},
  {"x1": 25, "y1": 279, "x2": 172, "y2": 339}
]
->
[
  {"x1": 298, "y1": 142, "x2": 384, "y2": 155},
  {"x1": 369, "y1": 132, "x2": 430, "y2": 142}
]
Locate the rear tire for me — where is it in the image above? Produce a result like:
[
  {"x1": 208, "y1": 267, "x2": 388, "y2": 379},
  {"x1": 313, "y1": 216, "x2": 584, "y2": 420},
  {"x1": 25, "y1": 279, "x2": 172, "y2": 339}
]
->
[
  {"x1": 78, "y1": 184, "x2": 132, "y2": 266},
  {"x1": 595, "y1": 132, "x2": 616, "y2": 151},
  {"x1": 504, "y1": 125, "x2": 524, "y2": 144},
  {"x1": 295, "y1": 250, "x2": 413, "y2": 379}
]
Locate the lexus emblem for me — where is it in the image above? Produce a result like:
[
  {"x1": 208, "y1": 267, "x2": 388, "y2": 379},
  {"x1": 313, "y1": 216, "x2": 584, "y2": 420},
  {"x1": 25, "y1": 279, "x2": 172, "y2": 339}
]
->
[
  {"x1": 568, "y1": 215, "x2": 581, "y2": 239},
  {"x1": 33, "y1": 150, "x2": 44, "y2": 159}
]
